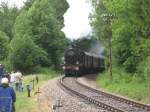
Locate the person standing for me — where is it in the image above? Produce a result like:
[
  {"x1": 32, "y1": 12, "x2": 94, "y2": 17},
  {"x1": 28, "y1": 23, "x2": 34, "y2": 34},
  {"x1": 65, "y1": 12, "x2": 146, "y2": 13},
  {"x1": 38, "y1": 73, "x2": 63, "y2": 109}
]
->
[
  {"x1": 0, "y1": 64, "x2": 4, "y2": 76},
  {"x1": 15, "y1": 71, "x2": 23, "y2": 92},
  {"x1": 0, "y1": 77, "x2": 16, "y2": 112},
  {"x1": 10, "y1": 71, "x2": 16, "y2": 89},
  {"x1": 35, "y1": 75, "x2": 39, "y2": 84},
  {"x1": 0, "y1": 64, "x2": 5, "y2": 82}
]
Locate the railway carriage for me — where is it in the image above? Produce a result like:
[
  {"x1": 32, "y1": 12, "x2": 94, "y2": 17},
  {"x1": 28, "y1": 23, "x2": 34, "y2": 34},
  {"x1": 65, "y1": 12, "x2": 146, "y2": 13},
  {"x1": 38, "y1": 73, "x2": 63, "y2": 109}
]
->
[{"x1": 63, "y1": 47, "x2": 105, "y2": 76}]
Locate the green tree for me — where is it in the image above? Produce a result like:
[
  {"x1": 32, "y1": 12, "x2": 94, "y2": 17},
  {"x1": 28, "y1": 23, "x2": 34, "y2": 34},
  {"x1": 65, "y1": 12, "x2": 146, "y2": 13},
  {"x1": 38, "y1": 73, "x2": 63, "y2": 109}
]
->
[
  {"x1": 0, "y1": 31, "x2": 9, "y2": 60},
  {"x1": 23, "y1": 0, "x2": 35, "y2": 10},
  {"x1": 27, "y1": 0, "x2": 68, "y2": 68},
  {"x1": 108, "y1": 0, "x2": 150, "y2": 72},
  {"x1": 0, "y1": 2, "x2": 19, "y2": 39},
  {"x1": 90, "y1": 0, "x2": 150, "y2": 74},
  {"x1": 9, "y1": 36, "x2": 49, "y2": 72},
  {"x1": 90, "y1": 0, "x2": 114, "y2": 81},
  {"x1": 72, "y1": 35, "x2": 102, "y2": 52},
  {"x1": 12, "y1": 0, "x2": 69, "y2": 71}
]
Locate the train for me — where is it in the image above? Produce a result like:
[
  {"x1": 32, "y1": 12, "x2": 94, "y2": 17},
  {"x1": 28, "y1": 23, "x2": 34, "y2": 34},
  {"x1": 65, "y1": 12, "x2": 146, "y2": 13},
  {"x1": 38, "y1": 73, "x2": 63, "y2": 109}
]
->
[{"x1": 62, "y1": 47, "x2": 105, "y2": 76}]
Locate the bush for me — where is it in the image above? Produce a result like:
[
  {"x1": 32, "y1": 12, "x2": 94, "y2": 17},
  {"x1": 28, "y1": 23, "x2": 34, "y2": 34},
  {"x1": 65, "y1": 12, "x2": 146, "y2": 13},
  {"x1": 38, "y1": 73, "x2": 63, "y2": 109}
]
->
[
  {"x1": 9, "y1": 36, "x2": 50, "y2": 72},
  {"x1": 137, "y1": 56, "x2": 150, "y2": 80},
  {"x1": 97, "y1": 67, "x2": 150, "y2": 103},
  {"x1": 0, "y1": 60, "x2": 13, "y2": 72},
  {"x1": 0, "y1": 31, "x2": 9, "y2": 60}
]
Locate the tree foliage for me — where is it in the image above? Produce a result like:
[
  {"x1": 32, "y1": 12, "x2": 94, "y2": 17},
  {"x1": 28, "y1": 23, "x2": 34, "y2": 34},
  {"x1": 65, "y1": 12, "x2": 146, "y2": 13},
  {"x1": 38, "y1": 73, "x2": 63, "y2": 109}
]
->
[
  {"x1": 0, "y1": 2, "x2": 19, "y2": 39},
  {"x1": 10, "y1": 0, "x2": 69, "y2": 71},
  {"x1": 90, "y1": 0, "x2": 150, "y2": 76},
  {"x1": 9, "y1": 36, "x2": 49, "y2": 71},
  {"x1": 72, "y1": 35, "x2": 96, "y2": 51},
  {"x1": 0, "y1": 31, "x2": 9, "y2": 60}
]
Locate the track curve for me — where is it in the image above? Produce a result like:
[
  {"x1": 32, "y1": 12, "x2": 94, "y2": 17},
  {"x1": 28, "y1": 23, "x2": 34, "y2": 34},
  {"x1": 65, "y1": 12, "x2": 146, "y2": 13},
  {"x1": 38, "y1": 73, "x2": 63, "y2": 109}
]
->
[{"x1": 59, "y1": 76, "x2": 150, "y2": 112}]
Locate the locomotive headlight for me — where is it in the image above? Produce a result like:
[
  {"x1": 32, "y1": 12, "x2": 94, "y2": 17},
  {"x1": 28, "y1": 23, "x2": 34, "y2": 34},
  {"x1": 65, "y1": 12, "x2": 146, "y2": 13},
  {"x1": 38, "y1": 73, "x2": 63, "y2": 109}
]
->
[
  {"x1": 62, "y1": 66, "x2": 66, "y2": 70},
  {"x1": 76, "y1": 61, "x2": 79, "y2": 64}
]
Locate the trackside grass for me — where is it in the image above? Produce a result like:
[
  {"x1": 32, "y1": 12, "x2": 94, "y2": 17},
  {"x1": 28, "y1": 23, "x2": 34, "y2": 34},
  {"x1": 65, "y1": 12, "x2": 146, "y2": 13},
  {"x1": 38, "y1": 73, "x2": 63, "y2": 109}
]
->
[
  {"x1": 15, "y1": 69, "x2": 58, "y2": 112},
  {"x1": 96, "y1": 68, "x2": 150, "y2": 104}
]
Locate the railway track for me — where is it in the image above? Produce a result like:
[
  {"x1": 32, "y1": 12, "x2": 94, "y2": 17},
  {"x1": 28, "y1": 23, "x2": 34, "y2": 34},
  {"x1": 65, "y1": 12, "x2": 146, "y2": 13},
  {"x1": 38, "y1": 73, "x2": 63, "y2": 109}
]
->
[
  {"x1": 76, "y1": 79, "x2": 150, "y2": 111},
  {"x1": 59, "y1": 76, "x2": 150, "y2": 112}
]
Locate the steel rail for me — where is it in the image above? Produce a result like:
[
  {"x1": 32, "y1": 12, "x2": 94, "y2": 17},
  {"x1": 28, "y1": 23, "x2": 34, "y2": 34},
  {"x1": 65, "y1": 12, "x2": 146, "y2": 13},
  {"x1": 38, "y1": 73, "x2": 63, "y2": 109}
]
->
[
  {"x1": 60, "y1": 76, "x2": 125, "y2": 112},
  {"x1": 76, "y1": 78, "x2": 150, "y2": 111}
]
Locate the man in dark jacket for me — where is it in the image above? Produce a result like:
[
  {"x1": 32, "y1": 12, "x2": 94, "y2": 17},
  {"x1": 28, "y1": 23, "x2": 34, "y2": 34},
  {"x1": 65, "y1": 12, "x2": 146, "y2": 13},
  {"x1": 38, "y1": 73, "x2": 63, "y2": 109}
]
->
[
  {"x1": 0, "y1": 64, "x2": 4, "y2": 75},
  {"x1": 0, "y1": 64, "x2": 5, "y2": 81},
  {"x1": 0, "y1": 77, "x2": 16, "y2": 112}
]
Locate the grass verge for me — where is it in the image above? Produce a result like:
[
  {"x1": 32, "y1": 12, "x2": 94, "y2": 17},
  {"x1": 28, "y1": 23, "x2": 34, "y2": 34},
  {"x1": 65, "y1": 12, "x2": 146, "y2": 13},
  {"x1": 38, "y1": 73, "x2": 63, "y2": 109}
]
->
[
  {"x1": 15, "y1": 68, "x2": 58, "y2": 112},
  {"x1": 96, "y1": 68, "x2": 150, "y2": 104}
]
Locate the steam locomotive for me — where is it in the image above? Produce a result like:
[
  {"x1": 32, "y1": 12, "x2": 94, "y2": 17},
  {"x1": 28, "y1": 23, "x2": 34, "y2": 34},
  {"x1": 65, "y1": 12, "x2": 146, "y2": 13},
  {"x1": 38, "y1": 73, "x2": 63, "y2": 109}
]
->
[{"x1": 62, "y1": 47, "x2": 105, "y2": 76}]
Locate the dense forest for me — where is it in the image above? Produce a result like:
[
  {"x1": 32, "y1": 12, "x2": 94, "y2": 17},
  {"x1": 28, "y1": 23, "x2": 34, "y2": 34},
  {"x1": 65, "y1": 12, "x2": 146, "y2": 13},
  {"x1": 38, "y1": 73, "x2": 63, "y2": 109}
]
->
[
  {"x1": 0, "y1": 0, "x2": 150, "y2": 80},
  {"x1": 89, "y1": 0, "x2": 150, "y2": 81},
  {"x1": 0, "y1": 0, "x2": 69, "y2": 72},
  {"x1": 0, "y1": 0, "x2": 149, "y2": 107}
]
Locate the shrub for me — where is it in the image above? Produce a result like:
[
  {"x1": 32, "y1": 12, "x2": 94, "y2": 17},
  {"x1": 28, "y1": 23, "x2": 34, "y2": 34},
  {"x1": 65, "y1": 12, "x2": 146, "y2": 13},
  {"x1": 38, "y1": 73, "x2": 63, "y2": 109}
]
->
[
  {"x1": 137, "y1": 56, "x2": 150, "y2": 80},
  {"x1": 0, "y1": 31, "x2": 9, "y2": 60},
  {"x1": 9, "y1": 36, "x2": 50, "y2": 72}
]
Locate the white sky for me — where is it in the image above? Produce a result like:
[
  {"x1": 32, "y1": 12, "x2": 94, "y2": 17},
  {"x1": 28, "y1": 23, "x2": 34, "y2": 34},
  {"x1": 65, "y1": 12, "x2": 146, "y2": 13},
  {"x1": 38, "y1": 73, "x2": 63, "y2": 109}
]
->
[
  {"x1": 62, "y1": 0, "x2": 92, "y2": 40},
  {"x1": 0, "y1": 0, "x2": 26, "y2": 8},
  {"x1": 0, "y1": 0, "x2": 92, "y2": 40}
]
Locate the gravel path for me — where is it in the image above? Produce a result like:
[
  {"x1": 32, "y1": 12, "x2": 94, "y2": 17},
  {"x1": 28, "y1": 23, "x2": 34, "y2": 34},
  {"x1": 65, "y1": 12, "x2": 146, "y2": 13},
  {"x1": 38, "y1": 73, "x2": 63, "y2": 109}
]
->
[{"x1": 38, "y1": 77, "x2": 107, "y2": 112}]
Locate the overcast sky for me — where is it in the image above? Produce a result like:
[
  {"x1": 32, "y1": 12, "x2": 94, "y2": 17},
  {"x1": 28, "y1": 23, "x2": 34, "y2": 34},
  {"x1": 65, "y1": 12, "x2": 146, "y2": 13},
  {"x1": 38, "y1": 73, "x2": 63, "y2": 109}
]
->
[
  {"x1": 0, "y1": 0, "x2": 92, "y2": 40},
  {"x1": 62, "y1": 0, "x2": 92, "y2": 40},
  {"x1": 0, "y1": 0, "x2": 26, "y2": 8}
]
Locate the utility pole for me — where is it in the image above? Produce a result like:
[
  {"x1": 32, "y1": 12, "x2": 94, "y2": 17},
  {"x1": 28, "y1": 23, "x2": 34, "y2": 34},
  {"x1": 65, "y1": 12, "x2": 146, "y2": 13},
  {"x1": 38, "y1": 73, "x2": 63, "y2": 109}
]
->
[{"x1": 109, "y1": 31, "x2": 112, "y2": 82}]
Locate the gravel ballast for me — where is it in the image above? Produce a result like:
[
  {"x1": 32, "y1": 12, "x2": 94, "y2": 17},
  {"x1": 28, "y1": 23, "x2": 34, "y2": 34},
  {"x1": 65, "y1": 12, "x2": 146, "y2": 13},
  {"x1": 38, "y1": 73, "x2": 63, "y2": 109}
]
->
[{"x1": 38, "y1": 77, "x2": 107, "y2": 112}]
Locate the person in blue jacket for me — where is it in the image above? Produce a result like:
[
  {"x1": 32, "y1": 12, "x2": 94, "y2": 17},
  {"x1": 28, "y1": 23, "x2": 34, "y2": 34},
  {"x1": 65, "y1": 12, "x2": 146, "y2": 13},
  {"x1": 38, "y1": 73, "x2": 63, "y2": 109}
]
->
[{"x1": 0, "y1": 77, "x2": 16, "y2": 112}]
